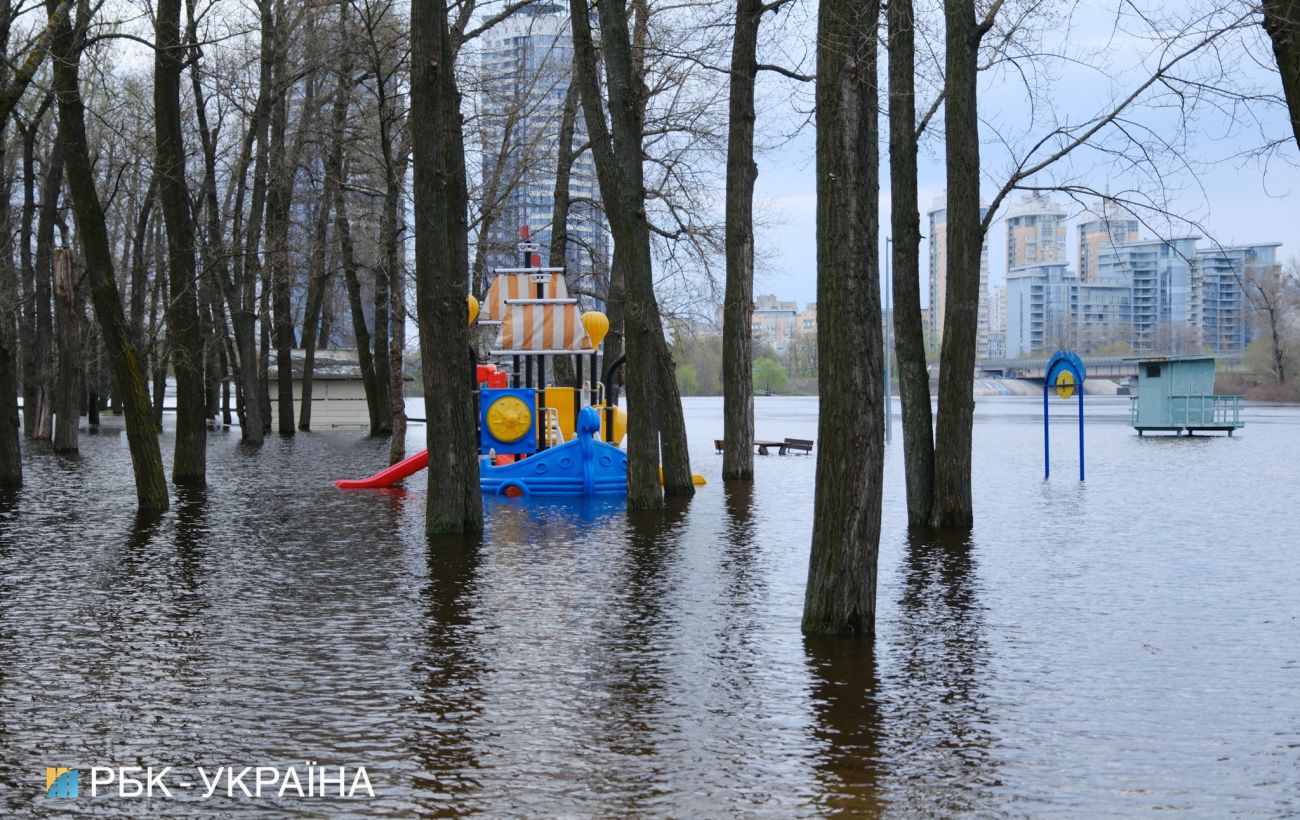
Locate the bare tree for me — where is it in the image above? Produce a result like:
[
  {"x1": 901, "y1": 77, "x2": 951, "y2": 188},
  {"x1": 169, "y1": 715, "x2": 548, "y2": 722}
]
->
[
  {"x1": 570, "y1": 0, "x2": 694, "y2": 507},
  {"x1": 1243, "y1": 257, "x2": 1299, "y2": 383},
  {"x1": 157, "y1": 0, "x2": 206, "y2": 483},
  {"x1": 411, "y1": 0, "x2": 482, "y2": 534},
  {"x1": 803, "y1": 0, "x2": 883, "y2": 636},
  {"x1": 48, "y1": 0, "x2": 168, "y2": 510},
  {"x1": 887, "y1": 0, "x2": 933, "y2": 527}
]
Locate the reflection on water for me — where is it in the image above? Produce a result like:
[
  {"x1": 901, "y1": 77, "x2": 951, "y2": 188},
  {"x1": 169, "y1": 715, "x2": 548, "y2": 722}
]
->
[
  {"x1": 804, "y1": 636, "x2": 884, "y2": 815},
  {"x1": 0, "y1": 397, "x2": 1297, "y2": 815},
  {"x1": 411, "y1": 533, "x2": 484, "y2": 813},
  {"x1": 886, "y1": 529, "x2": 997, "y2": 814}
]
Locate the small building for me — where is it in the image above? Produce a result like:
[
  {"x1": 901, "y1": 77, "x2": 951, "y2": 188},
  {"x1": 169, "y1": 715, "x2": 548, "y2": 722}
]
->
[
  {"x1": 268, "y1": 349, "x2": 380, "y2": 430},
  {"x1": 1127, "y1": 355, "x2": 1243, "y2": 436}
]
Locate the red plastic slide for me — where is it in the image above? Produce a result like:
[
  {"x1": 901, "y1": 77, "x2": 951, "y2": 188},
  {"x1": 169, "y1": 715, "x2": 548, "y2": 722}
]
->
[{"x1": 335, "y1": 450, "x2": 430, "y2": 489}]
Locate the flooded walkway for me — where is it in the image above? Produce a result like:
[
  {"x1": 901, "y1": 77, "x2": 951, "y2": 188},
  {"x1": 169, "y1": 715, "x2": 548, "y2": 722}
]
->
[{"x1": 1, "y1": 397, "x2": 1297, "y2": 815}]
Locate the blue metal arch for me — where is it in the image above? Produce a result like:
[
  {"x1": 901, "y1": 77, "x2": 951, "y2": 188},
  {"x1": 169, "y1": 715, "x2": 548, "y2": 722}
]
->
[
  {"x1": 1045, "y1": 350, "x2": 1087, "y2": 388},
  {"x1": 1044, "y1": 349, "x2": 1086, "y2": 482}
]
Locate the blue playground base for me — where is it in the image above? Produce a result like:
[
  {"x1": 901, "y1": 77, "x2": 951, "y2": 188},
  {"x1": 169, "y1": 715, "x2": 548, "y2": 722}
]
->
[{"x1": 479, "y1": 406, "x2": 628, "y2": 498}]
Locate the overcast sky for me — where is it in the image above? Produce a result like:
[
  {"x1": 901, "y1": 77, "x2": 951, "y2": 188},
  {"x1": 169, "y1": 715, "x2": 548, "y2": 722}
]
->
[{"x1": 746, "y1": 1, "x2": 1298, "y2": 309}]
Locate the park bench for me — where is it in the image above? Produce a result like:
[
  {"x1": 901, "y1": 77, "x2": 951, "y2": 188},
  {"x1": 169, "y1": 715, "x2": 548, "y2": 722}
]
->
[
  {"x1": 783, "y1": 438, "x2": 814, "y2": 455},
  {"x1": 715, "y1": 438, "x2": 816, "y2": 455}
]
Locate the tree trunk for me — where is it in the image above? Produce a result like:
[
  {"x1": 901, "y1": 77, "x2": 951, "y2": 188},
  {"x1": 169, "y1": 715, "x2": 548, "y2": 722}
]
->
[
  {"x1": 245, "y1": 0, "x2": 274, "y2": 437},
  {"x1": 300, "y1": 16, "x2": 351, "y2": 432},
  {"x1": 18, "y1": 99, "x2": 52, "y2": 438},
  {"x1": 49, "y1": 0, "x2": 168, "y2": 511},
  {"x1": 149, "y1": 227, "x2": 168, "y2": 430},
  {"x1": 410, "y1": 0, "x2": 482, "y2": 534},
  {"x1": 931, "y1": 0, "x2": 983, "y2": 530},
  {"x1": 155, "y1": 0, "x2": 206, "y2": 484},
  {"x1": 371, "y1": 249, "x2": 393, "y2": 436},
  {"x1": 334, "y1": 183, "x2": 386, "y2": 435},
  {"x1": 721, "y1": 0, "x2": 762, "y2": 481},
  {"x1": 214, "y1": 8, "x2": 267, "y2": 445},
  {"x1": 887, "y1": 0, "x2": 934, "y2": 526},
  {"x1": 802, "y1": 0, "x2": 883, "y2": 636},
  {"x1": 128, "y1": 173, "x2": 157, "y2": 391},
  {"x1": 31, "y1": 133, "x2": 63, "y2": 440},
  {"x1": 265, "y1": 43, "x2": 297, "y2": 436},
  {"x1": 51, "y1": 248, "x2": 79, "y2": 453},
  {"x1": 548, "y1": 73, "x2": 580, "y2": 389},
  {"x1": 375, "y1": 16, "x2": 409, "y2": 464},
  {"x1": 297, "y1": 196, "x2": 332, "y2": 432},
  {"x1": 0, "y1": 111, "x2": 19, "y2": 482},
  {"x1": 1264, "y1": 0, "x2": 1300, "y2": 153},
  {"x1": 0, "y1": 302, "x2": 19, "y2": 484},
  {"x1": 570, "y1": 0, "x2": 693, "y2": 507},
  {"x1": 385, "y1": 170, "x2": 408, "y2": 463}
]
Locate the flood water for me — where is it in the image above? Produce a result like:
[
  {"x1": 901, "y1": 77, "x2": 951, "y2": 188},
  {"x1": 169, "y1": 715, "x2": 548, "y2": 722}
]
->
[{"x1": 1, "y1": 396, "x2": 1298, "y2": 816}]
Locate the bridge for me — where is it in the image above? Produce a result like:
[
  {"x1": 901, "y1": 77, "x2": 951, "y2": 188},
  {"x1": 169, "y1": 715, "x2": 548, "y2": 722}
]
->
[{"x1": 975, "y1": 354, "x2": 1246, "y2": 381}]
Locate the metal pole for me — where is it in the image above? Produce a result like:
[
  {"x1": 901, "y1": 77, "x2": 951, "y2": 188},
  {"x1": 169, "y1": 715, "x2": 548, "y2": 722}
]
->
[
  {"x1": 1078, "y1": 388, "x2": 1085, "y2": 481},
  {"x1": 1044, "y1": 379, "x2": 1050, "y2": 480},
  {"x1": 885, "y1": 237, "x2": 892, "y2": 444}
]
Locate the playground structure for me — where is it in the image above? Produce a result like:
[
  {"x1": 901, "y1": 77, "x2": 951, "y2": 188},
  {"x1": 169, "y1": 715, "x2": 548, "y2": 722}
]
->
[
  {"x1": 337, "y1": 261, "x2": 632, "y2": 496},
  {"x1": 337, "y1": 232, "x2": 701, "y2": 498}
]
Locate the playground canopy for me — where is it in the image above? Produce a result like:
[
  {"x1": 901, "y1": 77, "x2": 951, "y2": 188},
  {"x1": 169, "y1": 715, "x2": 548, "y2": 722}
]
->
[{"x1": 486, "y1": 272, "x2": 593, "y2": 354}]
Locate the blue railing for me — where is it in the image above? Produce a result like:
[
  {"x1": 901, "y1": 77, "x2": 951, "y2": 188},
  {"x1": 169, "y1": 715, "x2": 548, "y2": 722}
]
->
[{"x1": 1129, "y1": 394, "x2": 1243, "y2": 427}]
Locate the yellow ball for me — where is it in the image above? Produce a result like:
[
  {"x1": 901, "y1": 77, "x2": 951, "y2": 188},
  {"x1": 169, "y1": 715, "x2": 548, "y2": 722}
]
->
[
  {"x1": 485, "y1": 395, "x2": 532, "y2": 443},
  {"x1": 581, "y1": 310, "x2": 609, "y2": 349},
  {"x1": 467, "y1": 295, "x2": 480, "y2": 325}
]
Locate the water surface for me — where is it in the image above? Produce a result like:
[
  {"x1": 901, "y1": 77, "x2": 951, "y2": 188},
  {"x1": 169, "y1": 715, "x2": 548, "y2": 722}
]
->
[{"x1": 0, "y1": 396, "x2": 1297, "y2": 816}]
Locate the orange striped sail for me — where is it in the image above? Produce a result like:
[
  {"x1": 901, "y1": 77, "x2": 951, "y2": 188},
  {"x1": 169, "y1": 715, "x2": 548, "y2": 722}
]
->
[
  {"x1": 483, "y1": 273, "x2": 568, "y2": 321},
  {"x1": 499, "y1": 303, "x2": 593, "y2": 351}
]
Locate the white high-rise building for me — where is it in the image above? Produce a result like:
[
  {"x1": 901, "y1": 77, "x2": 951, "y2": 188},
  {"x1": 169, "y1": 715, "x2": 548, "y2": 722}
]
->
[
  {"x1": 1005, "y1": 195, "x2": 1068, "y2": 269},
  {"x1": 1077, "y1": 201, "x2": 1141, "y2": 283},
  {"x1": 927, "y1": 195, "x2": 991, "y2": 358},
  {"x1": 479, "y1": 5, "x2": 608, "y2": 285}
]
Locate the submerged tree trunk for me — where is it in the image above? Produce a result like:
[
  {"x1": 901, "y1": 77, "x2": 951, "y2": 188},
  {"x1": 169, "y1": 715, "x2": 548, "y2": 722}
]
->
[
  {"x1": 0, "y1": 114, "x2": 19, "y2": 482},
  {"x1": 300, "y1": 16, "x2": 351, "y2": 433},
  {"x1": 31, "y1": 134, "x2": 63, "y2": 440},
  {"x1": 334, "y1": 183, "x2": 386, "y2": 435},
  {"x1": 297, "y1": 196, "x2": 332, "y2": 432},
  {"x1": 51, "y1": 248, "x2": 79, "y2": 452},
  {"x1": 931, "y1": 0, "x2": 985, "y2": 530},
  {"x1": 410, "y1": 0, "x2": 482, "y2": 533},
  {"x1": 802, "y1": 0, "x2": 883, "y2": 636},
  {"x1": 265, "y1": 66, "x2": 297, "y2": 436},
  {"x1": 721, "y1": 0, "x2": 762, "y2": 482},
  {"x1": 155, "y1": 0, "x2": 205, "y2": 483},
  {"x1": 211, "y1": 4, "x2": 266, "y2": 445},
  {"x1": 887, "y1": 0, "x2": 934, "y2": 526},
  {"x1": 18, "y1": 103, "x2": 50, "y2": 438},
  {"x1": 570, "y1": 0, "x2": 693, "y2": 507},
  {"x1": 386, "y1": 173, "x2": 407, "y2": 463},
  {"x1": 0, "y1": 303, "x2": 19, "y2": 484},
  {"x1": 49, "y1": 0, "x2": 168, "y2": 510},
  {"x1": 128, "y1": 173, "x2": 157, "y2": 390}
]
